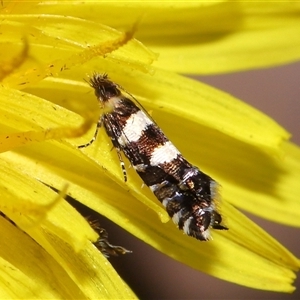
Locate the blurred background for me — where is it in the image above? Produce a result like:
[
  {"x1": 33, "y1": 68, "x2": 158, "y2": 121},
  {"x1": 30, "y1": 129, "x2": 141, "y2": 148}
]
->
[{"x1": 94, "y1": 62, "x2": 300, "y2": 299}]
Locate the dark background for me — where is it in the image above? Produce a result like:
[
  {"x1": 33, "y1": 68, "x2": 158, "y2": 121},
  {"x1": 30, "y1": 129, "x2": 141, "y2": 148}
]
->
[{"x1": 96, "y1": 62, "x2": 300, "y2": 300}]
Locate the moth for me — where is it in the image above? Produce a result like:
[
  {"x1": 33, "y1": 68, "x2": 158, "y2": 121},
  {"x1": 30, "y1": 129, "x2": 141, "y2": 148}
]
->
[{"x1": 79, "y1": 74, "x2": 228, "y2": 241}]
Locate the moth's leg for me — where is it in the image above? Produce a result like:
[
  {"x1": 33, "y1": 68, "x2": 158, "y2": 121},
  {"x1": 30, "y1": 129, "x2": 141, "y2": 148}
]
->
[{"x1": 78, "y1": 117, "x2": 103, "y2": 149}]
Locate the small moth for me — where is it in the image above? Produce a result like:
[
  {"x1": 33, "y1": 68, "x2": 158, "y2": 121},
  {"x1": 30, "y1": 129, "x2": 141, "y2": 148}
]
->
[{"x1": 79, "y1": 74, "x2": 228, "y2": 241}]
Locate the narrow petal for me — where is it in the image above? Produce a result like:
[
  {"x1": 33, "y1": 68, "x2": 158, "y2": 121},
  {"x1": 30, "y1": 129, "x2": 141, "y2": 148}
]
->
[
  {"x1": 0, "y1": 159, "x2": 136, "y2": 299},
  {"x1": 0, "y1": 216, "x2": 84, "y2": 299},
  {"x1": 1, "y1": 13, "x2": 155, "y2": 88},
  {"x1": 25, "y1": 1, "x2": 300, "y2": 74}
]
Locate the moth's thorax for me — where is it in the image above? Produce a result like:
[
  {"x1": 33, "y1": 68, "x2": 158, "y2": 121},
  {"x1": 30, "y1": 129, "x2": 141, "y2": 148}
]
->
[{"x1": 101, "y1": 96, "x2": 123, "y2": 113}]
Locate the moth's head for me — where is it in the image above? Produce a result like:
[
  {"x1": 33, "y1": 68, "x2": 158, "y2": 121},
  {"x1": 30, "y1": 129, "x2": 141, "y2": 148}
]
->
[{"x1": 89, "y1": 73, "x2": 121, "y2": 102}]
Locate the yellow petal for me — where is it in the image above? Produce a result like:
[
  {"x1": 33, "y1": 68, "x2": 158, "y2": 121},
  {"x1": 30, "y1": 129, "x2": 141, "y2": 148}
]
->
[
  {"x1": 150, "y1": 2, "x2": 300, "y2": 74},
  {"x1": 1, "y1": 13, "x2": 155, "y2": 88},
  {"x1": 0, "y1": 216, "x2": 83, "y2": 299},
  {"x1": 0, "y1": 159, "x2": 136, "y2": 299},
  {"x1": 24, "y1": 0, "x2": 300, "y2": 74}
]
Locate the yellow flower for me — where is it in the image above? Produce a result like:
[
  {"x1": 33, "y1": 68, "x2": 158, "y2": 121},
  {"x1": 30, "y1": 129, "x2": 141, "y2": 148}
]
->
[{"x1": 0, "y1": 1, "x2": 299, "y2": 299}]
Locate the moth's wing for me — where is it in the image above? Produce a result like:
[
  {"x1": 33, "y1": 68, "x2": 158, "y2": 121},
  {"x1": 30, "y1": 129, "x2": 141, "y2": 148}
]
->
[{"x1": 121, "y1": 88, "x2": 160, "y2": 128}]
